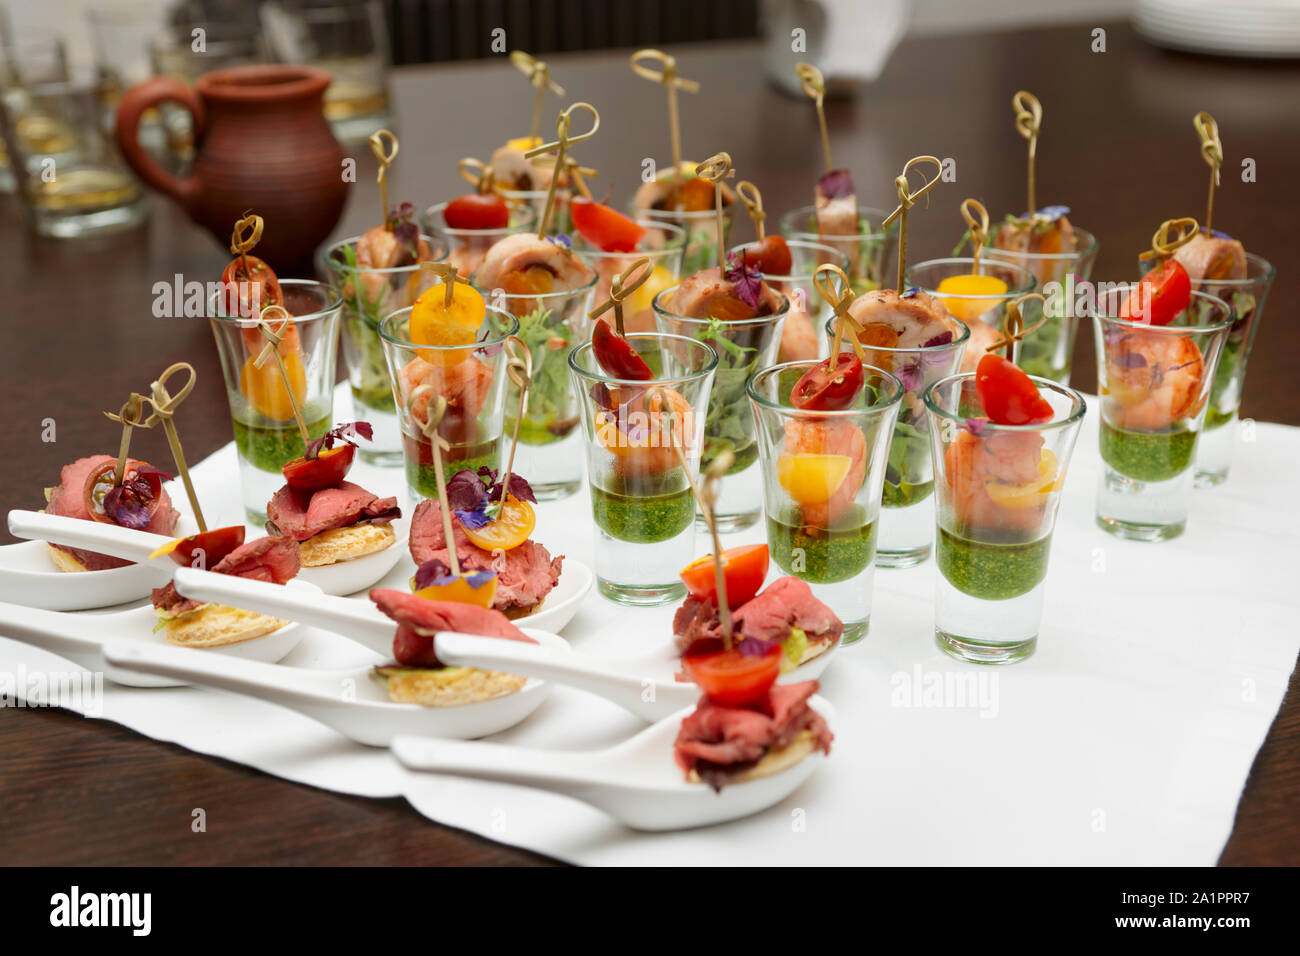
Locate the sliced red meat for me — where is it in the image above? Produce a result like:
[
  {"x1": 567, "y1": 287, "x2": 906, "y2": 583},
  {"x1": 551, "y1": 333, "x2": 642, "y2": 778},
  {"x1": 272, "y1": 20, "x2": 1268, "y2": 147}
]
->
[
  {"x1": 267, "y1": 481, "x2": 401, "y2": 542},
  {"x1": 45, "y1": 455, "x2": 179, "y2": 571},
  {"x1": 672, "y1": 576, "x2": 843, "y2": 657},
  {"x1": 151, "y1": 535, "x2": 301, "y2": 614},
  {"x1": 369, "y1": 588, "x2": 536, "y2": 667},
  {"x1": 673, "y1": 594, "x2": 722, "y2": 653}
]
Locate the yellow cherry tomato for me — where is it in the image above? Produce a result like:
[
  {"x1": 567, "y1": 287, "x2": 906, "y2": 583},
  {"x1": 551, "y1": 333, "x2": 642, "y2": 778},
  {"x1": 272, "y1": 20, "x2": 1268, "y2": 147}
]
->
[
  {"x1": 626, "y1": 264, "x2": 676, "y2": 316},
  {"x1": 410, "y1": 282, "x2": 486, "y2": 366},
  {"x1": 984, "y1": 449, "x2": 1061, "y2": 508},
  {"x1": 777, "y1": 453, "x2": 853, "y2": 506},
  {"x1": 936, "y1": 274, "x2": 1010, "y2": 322},
  {"x1": 239, "y1": 350, "x2": 306, "y2": 422},
  {"x1": 413, "y1": 571, "x2": 498, "y2": 608},
  {"x1": 461, "y1": 495, "x2": 537, "y2": 551},
  {"x1": 506, "y1": 135, "x2": 542, "y2": 152}
]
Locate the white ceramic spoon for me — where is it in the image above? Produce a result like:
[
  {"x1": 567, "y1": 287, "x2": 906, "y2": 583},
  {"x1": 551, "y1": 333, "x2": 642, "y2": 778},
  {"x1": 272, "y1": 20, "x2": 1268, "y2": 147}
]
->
[
  {"x1": 100, "y1": 627, "x2": 566, "y2": 745},
  {"x1": 7, "y1": 509, "x2": 406, "y2": 597},
  {"x1": 0, "y1": 585, "x2": 310, "y2": 687},
  {"x1": 392, "y1": 696, "x2": 836, "y2": 831},
  {"x1": 0, "y1": 511, "x2": 199, "y2": 611}
]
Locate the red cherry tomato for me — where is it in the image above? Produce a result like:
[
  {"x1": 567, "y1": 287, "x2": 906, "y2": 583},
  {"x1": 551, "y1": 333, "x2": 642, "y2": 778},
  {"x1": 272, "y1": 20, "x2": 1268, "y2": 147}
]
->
[
  {"x1": 679, "y1": 544, "x2": 770, "y2": 609},
  {"x1": 791, "y1": 353, "x2": 865, "y2": 410},
  {"x1": 444, "y1": 193, "x2": 510, "y2": 230},
  {"x1": 81, "y1": 461, "x2": 166, "y2": 526},
  {"x1": 684, "y1": 642, "x2": 783, "y2": 708},
  {"x1": 157, "y1": 526, "x2": 246, "y2": 568},
  {"x1": 221, "y1": 253, "x2": 282, "y2": 319},
  {"x1": 281, "y1": 443, "x2": 356, "y2": 491},
  {"x1": 592, "y1": 318, "x2": 654, "y2": 380},
  {"x1": 571, "y1": 197, "x2": 647, "y2": 253},
  {"x1": 975, "y1": 353, "x2": 1053, "y2": 425},
  {"x1": 745, "y1": 236, "x2": 792, "y2": 276},
  {"x1": 1118, "y1": 258, "x2": 1191, "y2": 327}
]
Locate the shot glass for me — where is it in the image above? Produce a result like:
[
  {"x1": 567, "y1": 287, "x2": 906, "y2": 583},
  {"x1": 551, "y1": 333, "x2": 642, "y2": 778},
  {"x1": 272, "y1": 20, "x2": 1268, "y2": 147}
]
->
[
  {"x1": 631, "y1": 190, "x2": 736, "y2": 275},
  {"x1": 420, "y1": 199, "x2": 535, "y2": 278},
  {"x1": 778, "y1": 204, "x2": 897, "y2": 295},
  {"x1": 925, "y1": 372, "x2": 1086, "y2": 664},
  {"x1": 653, "y1": 287, "x2": 791, "y2": 532},
  {"x1": 0, "y1": 35, "x2": 70, "y2": 191},
  {"x1": 379, "y1": 306, "x2": 518, "y2": 503},
  {"x1": 208, "y1": 279, "x2": 343, "y2": 523},
  {"x1": 319, "y1": 233, "x2": 449, "y2": 465},
  {"x1": 569, "y1": 333, "x2": 718, "y2": 606},
  {"x1": 747, "y1": 361, "x2": 904, "y2": 645},
  {"x1": 503, "y1": 186, "x2": 571, "y2": 236},
  {"x1": 984, "y1": 227, "x2": 1100, "y2": 383},
  {"x1": 826, "y1": 313, "x2": 971, "y2": 567},
  {"x1": 477, "y1": 274, "x2": 598, "y2": 500},
  {"x1": 572, "y1": 219, "x2": 687, "y2": 334},
  {"x1": 730, "y1": 238, "x2": 849, "y2": 360},
  {"x1": 1093, "y1": 288, "x2": 1232, "y2": 541},
  {"x1": 905, "y1": 258, "x2": 1037, "y2": 362},
  {"x1": 1138, "y1": 253, "x2": 1275, "y2": 487}
]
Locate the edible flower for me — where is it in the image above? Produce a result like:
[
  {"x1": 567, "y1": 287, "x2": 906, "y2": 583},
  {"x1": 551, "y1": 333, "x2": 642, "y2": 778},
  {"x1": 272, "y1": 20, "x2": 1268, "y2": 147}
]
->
[
  {"x1": 387, "y1": 202, "x2": 420, "y2": 257},
  {"x1": 546, "y1": 233, "x2": 573, "y2": 249},
  {"x1": 736, "y1": 636, "x2": 778, "y2": 657},
  {"x1": 962, "y1": 418, "x2": 990, "y2": 437},
  {"x1": 724, "y1": 251, "x2": 763, "y2": 309},
  {"x1": 102, "y1": 465, "x2": 173, "y2": 530},
  {"x1": 446, "y1": 466, "x2": 537, "y2": 529},
  {"x1": 413, "y1": 557, "x2": 496, "y2": 592},
  {"x1": 304, "y1": 421, "x2": 374, "y2": 460}
]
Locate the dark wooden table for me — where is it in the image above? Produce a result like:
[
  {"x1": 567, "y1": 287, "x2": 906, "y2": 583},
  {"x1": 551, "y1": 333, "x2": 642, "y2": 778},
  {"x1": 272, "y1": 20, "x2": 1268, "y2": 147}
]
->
[{"x1": 2, "y1": 21, "x2": 1296, "y2": 866}]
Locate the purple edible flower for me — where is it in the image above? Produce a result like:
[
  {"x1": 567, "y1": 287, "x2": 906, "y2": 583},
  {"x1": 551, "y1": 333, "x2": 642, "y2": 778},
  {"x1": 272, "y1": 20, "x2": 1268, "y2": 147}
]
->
[
  {"x1": 1209, "y1": 227, "x2": 1232, "y2": 241},
  {"x1": 1025, "y1": 204, "x2": 1070, "y2": 221},
  {"x1": 454, "y1": 508, "x2": 492, "y2": 529},
  {"x1": 413, "y1": 557, "x2": 496, "y2": 591},
  {"x1": 900, "y1": 286, "x2": 922, "y2": 299},
  {"x1": 547, "y1": 233, "x2": 573, "y2": 249}
]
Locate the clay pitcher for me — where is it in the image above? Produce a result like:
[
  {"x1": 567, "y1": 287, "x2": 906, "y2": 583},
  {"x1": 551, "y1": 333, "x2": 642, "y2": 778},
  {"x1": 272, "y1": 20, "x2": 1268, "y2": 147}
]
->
[{"x1": 115, "y1": 64, "x2": 347, "y2": 274}]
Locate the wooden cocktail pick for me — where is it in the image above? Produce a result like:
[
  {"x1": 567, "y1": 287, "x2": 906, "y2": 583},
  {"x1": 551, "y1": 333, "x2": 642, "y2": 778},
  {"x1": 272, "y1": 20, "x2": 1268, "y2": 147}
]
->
[
  {"x1": 1012, "y1": 91, "x2": 1042, "y2": 215},
  {"x1": 629, "y1": 49, "x2": 699, "y2": 204},
  {"x1": 795, "y1": 63, "x2": 833, "y2": 174},
  {"x1": 252, "y1": 304, "x2": 310, "y2": 445},
  {"x1": 1193, "y1": 111, "x2": 1223, "y2": 234},
  {"x1": 457, "y1": 157, "x2": 500, "y2": 197},
  {"x1": 735, "y1": 180, "x2": 766, "y2": 241},
  {"x1": 229, "y1": 212, "x2": 263, "y2": 298},
  {"x1": 421, "y1": 260, "x2": 464, "y2": 307},
  {"x1": 694, "y1": 152, "x2": 733, "y2": 273},
  {"x1": 588, "y1": 256, "x2": 653, "y2": 337},
  {"x1": 509, "y1": 50, "x2": 565, "y2": 145},
  {"x1": 408, "y1": 388, "x2": 459, "y2": 577},
  {"x1": 488, "y1": 335, "x2": 534, "y2": 522},
  {"x1": 881, "y1": 155, "x2": 943, "y2": 293},
  {"x1": 104, "y1": 393, "x2": 153, "y2": 486},
  {"x1": 990, "y1": 293, "x2": 1048, "y2": 360},
  {"x1": 524, "y1": 102, "x2": 600, "y2": 237},
  {"x1": 1138, "y1": 217, "x2": 1199, "y2": 263},
  {"x1": 815, "y1": 263, "x2": 865, "y2": 366},
  {"x1": 142, "y1": 363, "x2": 204, "y2": 532},
  {"x1": 960, "y1": 198, "x2": 991, "y2": 273},
  {"x1": 369, "y1": 128, "x2": 399, "y2": 227}
]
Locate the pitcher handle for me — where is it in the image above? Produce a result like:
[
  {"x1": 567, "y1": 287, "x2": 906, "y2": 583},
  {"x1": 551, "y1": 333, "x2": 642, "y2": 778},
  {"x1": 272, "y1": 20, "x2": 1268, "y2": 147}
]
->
[{"x1": 113, "y1": 76, "x2": 206, "y2": 205}]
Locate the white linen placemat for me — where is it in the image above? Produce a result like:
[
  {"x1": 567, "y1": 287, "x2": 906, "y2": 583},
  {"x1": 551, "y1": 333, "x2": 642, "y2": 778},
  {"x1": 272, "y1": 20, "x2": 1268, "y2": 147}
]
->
[{"x1": 3, "y1": 388, "x2": 1296, "y2": 865}]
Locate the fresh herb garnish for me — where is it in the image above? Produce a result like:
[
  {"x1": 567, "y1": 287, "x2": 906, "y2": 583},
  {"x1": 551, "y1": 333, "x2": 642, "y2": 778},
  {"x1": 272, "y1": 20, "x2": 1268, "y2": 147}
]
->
[
  {"x1": 724, "y1": 251, "x2": 763, "y2": 309},
  {"x1": 817, "y1": 168, "x2": 855, "y2": 200},
  {"x1": 387, "y1": 202, "x2": 419, "y2": 258},
  {"x1": 413, "y1": 557, "x2": 496, "y2": 591},
  {"x1": 102, "y1": 465, "x2": 173, "y2": 530},
  {"x1": 445, "y1": 466, "x2": 537, "y2": 530},
  {"x1": 304, "y1": 421, "x2": 374, "y2": 460}
]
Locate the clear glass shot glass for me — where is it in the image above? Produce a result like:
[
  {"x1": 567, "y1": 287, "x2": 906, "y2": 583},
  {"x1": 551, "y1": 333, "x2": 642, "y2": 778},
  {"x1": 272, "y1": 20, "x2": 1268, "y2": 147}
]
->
[
  {"x1": 747, "y1": 361, "x2": 904, "y2": 645},
  {"x1": 730, "y1": 238, "x2": 849, "y2": 361},
  {"x1": 905, "y1": 258, "x2": 1037, "y2": 365},
  {"x1": 568, "y1": 333, "x2": 718, "y2": 606},
  {"x1": 503, "y1": 187, "x2": 571, "y2": 237},
  {"x1": 630, "y1": 185, "x2": 736, "y2": 275},
  {"x1": 318, "y1": 233, "x2": 449, "y2": 465},
  {"x1": 572, "y1": 219, "x2": 687, "y2": 334},
  {"x1": 208, "y1": 279, "x2": 343, "y2": 524},
  {"x1": 925, "y1": 372, "x2": 1086, "y2": 664},
  {"x1": 778, "y1": 204, "x2": 897, "y2": 295},
  {"x1": 983, "y1": 227, "x2": 1100, "y2": 384},
  {"x1": 1138, "y1": 252, "x2": 1276, "y2": 487},
  {"x1": 653, "y1": 286, "x2": 791, "y2": 532},
  {"x1": 379, "y1": 306, "x2": 518, "y2": 503},
  {"x1": 420, "y1": 199, "x2": 535, "y2": 278},
  {"x1": 1093, "y1": 288, "x2": 1232, "y2": 541},
  {"x1": 826, "y1": 314, "x2": 971, "y2": 567},
  {"x1": 476, "y1": 275, "x2": 598, "y2": 500}
]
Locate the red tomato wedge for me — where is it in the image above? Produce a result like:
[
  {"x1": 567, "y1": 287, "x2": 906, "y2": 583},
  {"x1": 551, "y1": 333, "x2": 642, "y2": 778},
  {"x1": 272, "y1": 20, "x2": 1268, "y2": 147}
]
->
[
  {"x1": 571, "y1": 197, "x2": 646, "y2": 253},
  {"x1": 791, "y1": 353, "x2": 864, "y2": 410},
  {"x1": 1118, "y1": 258, "x2": 1191, "y2": 327},
  {"x1": 975, "y1": 353, "x2": 1053, "y2": 425},
  {"x1": 592, "y1": 318, "x2": 654, "y2": 380},
  {"x1": 281, "y1": 443, "x2": 356, "y2": 490},
  {"x1": 444, "y1": 193, "x2": 509, "y2": 230},
  {"x1": 150, "y1": 526, "x2": 246, "y2": 568},
  {"x1": 745, "y1": 236, "x2": 792, "y2": 276},
  {"x1": 679, "y1": 544, "x2": 770, "y2": 609},
  {"x1": 684, "y1": 642, "x2": 783, "y2": 708},
  {"x1": 81, "y1": 461, "x2": 167, "y2": 527},
  {"x1": 221, "y1": 253, "x2": 282, "y2": 319}
]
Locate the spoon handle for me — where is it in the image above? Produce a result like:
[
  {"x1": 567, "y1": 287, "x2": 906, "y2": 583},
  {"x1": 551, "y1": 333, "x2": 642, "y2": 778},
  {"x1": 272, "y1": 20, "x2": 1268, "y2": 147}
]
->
[
  {"x1": 7, "y1": 509, "x2": 171, "y2": 567},
  {"x1": 172, "y1": 568, "x2": 393, "y2": 655},
  {"x1": 392, "y1": 734, "x2": 605, "y2": 789},
  {"x1": 0, "y1": 600, "x2": 105, "y2": 672},
  {"x1": 101, "y1": 638, "x2": 331, "y2": 702}
]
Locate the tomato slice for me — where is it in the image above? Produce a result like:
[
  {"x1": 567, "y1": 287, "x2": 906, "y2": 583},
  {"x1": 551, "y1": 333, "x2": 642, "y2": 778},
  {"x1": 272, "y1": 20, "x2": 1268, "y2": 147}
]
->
[
  {"x1": 1118, "y1": 259, "x2": 1191, "y2": 327},
  {"x1": 592, "y1": 318, "x2": 654, "y2": 380},
  {"x1": 282, "y1": 443, "x2": 355, "y2": 490},
  {"x1": 444, "y1": 193, "x2": 510, "y2": 230},
  {"x1": 414, "y1": 570, "x2": 498, "y2": 609},
  {"x1": 81, "y1": 461, "x2": 166, "y2": 527},
  {"x1": 684, "y1": 642, "x2": 782, "y2": 708},
  {"x1": 221, "y1": 254, "x2": 282, "y2": 319},
  {"x1": 791, "y1": 353, "x2": 864, "y2": 410},
  {"x1": 745, "y1": 236, "x2": 792, "y2": 276},
  {"x1": 679, "y1": 544, "x2": 770, "y2": 609},
  {"x1": 410, "y1": 282, "x2": 486, "y2": 365},
  {"x1": 460, "y1": 495, "x2": 537, "y2": 551},
  {"x1": 673, "y1": 177, "x2": 716, "y2": 212},
  {"x1": 571, "y1": 197, "x2": 646, "y2": 253},
  {"x1": 149, "y1": 526, "x2": 246, "y2": 568},
  {"x1": 975, "y1": 353, "x2": 1053, "y2": 425}
]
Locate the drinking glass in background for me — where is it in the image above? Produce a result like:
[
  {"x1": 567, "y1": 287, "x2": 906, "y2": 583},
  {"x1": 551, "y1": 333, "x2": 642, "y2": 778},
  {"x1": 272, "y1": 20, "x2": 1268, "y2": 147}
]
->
[
  {"x1": 983, "y1": 227, "x2": 1100, "y2": 384},
  {"x1": 318, "y1": 234, "x2": 449, "y2": 465},
  {"x1": 1093, "y1": 288, "x2": 1232, "y2": 541},
  {"x1": 482, "y1": 274, "x2": 598, "y2": 500},
  {"x1": 778, "y1": 204, "x2": 897, "y2": 295},
  {"x1": 261, "y1": 0, "x2": 392, "y2": 144},
  {"x1": 208, "y1": 279, "x2": 343, "y2": 523},
  {"x1": 380, "y1": 306, "x2": 518, "y2": 503},
  {"x1": 653, "y1": 287, "x2": 790, "y2": 532},
  {"x1": 631, "y1": 176, "x2": 736, "y2": 275},
  {"x1": 572, "y1": 220, "x2": 687, "y2": 334},
  {"x1": 0, "y1": 78, "x2": 149, "y2": 237},
  {"x1": 906, "y1": 258, "x2": 1037, "y2": 361},
  {"x1": 729, "y1": 238, "x2": 848, "y2": 359},
  {"x1": 925, "y1": 372, "x2": 1086, "y2": 664},
  {"x1": 747, "y1": 361, "x2": 903, "y2": 645},
  {"x1": 504, "y1": 186, "x2": 572, "y2": 237},
  {"x1": 1138, "y1": 253, "x2": 1275, "y2": 487},
  {"x1": 421, "y1": 199, "x2": 536, "y2": 278},
  {"x1": 86, "y1": 2, "x2": 159, "y2": 108},
  {"x1": 827, "y1": 313, "x2": 970, "y2": 567},
  {"x1": 569, "y1": 333, "x2": 718, "y2": 606},
  {"x1": 0, "y1": 34, "x2": 71, "y2": 193}
]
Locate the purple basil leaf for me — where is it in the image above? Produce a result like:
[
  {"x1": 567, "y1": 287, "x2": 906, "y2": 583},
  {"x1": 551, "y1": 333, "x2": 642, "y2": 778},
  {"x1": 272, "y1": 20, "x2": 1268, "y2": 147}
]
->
[
  {"x1": 1112, "y1": 352, "x2": 1149, "y2": 368},
  {"x1": 736, "y1": 636, "x2": 778, "y2": 657},
  {"x1": 962, "y1": 417, "x2": 990, "y2": 437},
  {"x1": 490, "y1": 473, "x2": 536, "y2": 505},
  {"x1": 445, "y1": 470, "x2": 488, "y2": 513},
  {"x1": 413, "y1": 557, "x2": 453, "y2": 590},
  {"x1": 724, "y1": 253, "x2": 763, "y2": 309},
  {"x1": 816, "y1": 168, "x2": 855, "y2": 200},
  {"x1": 922, "y1": 331, "x2": 953, "y2": 348},
  {"x1": 895, "y1": 360, "x2": 923, "y2": 393},
  {"x1": 102, "y1": 481, "x2": 155, "y2": 531}
]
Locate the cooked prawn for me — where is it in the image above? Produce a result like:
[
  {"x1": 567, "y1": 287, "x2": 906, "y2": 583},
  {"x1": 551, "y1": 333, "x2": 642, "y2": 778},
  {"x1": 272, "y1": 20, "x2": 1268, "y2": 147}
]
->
[
  {"x1": 1104, "y1": 331, "x2": 1205, "y2": 431},
  {"x1": 945, "y1": 429, "x2": 1048, "y2": 533}
]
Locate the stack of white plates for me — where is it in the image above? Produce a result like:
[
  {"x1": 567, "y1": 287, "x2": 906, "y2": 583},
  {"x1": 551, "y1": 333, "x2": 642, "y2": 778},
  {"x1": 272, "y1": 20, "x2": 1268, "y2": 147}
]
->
[{"x1": 1136, "y1": 0, "x2": 1300, "y2": 57}]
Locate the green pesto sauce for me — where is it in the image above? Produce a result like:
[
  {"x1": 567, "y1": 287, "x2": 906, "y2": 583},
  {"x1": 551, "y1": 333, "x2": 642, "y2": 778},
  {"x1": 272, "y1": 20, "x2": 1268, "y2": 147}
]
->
[
  {"x1": 232, "y1": 413, "x2": 332, "y2": 474},
  {"x1": 590, "y1": 479, "x2": 695, "y2": 544},
  {"x1": 767, "y1": 505, "x2": 876, "y2": 584},
  {"x1": 1203, "y1": 406, "x2": 1236, "y2": 431},
  {"x1": 407, "y1": 448, "x2": 500, "y2": 500},
  {"x1": 1099, "y1": 420, "x2": 1196, "y2": 483},
  {"x1": 507, "y1": 415, "x2": 580, "y2": 446},
  {"x1": 703, "y1": 440, "x2": 758, "y2": 477},
  {"x1": 937, "y1": 527, "x2": 1051, "y2": 600},
  {"x1": 882, "y1": 478, "x2": 934, "y2": 509}
]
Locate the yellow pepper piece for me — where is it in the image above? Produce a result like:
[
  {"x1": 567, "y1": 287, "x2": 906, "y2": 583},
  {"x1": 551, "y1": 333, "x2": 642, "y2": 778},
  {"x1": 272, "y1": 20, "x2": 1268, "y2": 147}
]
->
[
  {"x1": 936, "y1": 274, "x2": 1010, "y2": 322},
  {"x1": 239, "y1": 350, "x2": 306, "y2": 422},
  {"x1": 985, "y1": 449, "x2": 1061, "y2": 508},
  {"x1": 777, "y1": 453, "x2": 852, "y2": 506},
  {"x1": 626, "y1": 265, "x2": 676, "y2": 317},
  {"x1": 414, "y1": 572, "x2": 498, "y2": 609}
]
